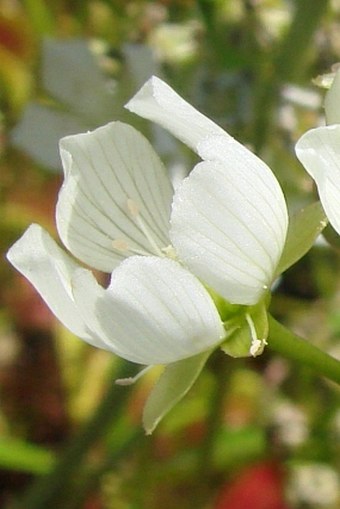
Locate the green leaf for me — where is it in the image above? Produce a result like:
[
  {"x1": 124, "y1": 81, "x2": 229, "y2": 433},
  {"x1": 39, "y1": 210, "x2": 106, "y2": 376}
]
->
[
  {"x1": 0, "y1": 438, "x2": 55, "y2": 474},
  {"x1": 276, "y1": 201, "x2": 327, "y2": 275},
  {"x1": 143, "y1": 351, "x2": 211, "y2": 435}
]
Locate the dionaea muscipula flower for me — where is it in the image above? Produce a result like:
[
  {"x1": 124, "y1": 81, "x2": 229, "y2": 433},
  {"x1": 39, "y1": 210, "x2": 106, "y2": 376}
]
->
[
  {"x1": 7, "y1": 76, "x2": 288, "y2": 366},
  {"x1": 296, "y1": 68, "x2": 340, "y2": 236}
]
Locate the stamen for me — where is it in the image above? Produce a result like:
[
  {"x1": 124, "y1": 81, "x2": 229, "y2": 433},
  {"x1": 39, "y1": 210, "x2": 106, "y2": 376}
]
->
[
  {"x1": 112, "y1": 198, "x2": 174, "y2": 259},
  {"x1": 112, "y1": 239, "x2": 152, "y2": 257},
  {"x1": 245, "y1": 313, "x2": 268, "y2": 357},
  {"x1": 115, "y1": 365, "x2": 154, "y2": 386},
  {"x1": 135, "y1": 215, "x2": 164, "y2": 257},
  {"x1": 126, "y1": 198, "x2": 164, "y2": 257}
]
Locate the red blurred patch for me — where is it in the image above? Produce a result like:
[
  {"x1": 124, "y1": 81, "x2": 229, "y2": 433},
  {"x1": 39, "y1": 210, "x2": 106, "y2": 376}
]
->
[
  {"x1": 83, "y1": 495, "x2": 104, "y2": 509},
  {"x1": 0, "y1": 15, "x2": 33, "y2": 59},
  {"x1": 214, "y1": 461, "x2": 291, "y2": 509},
  {"x1": 5, "y1": 276, "x2": 54, "y2": 330}
]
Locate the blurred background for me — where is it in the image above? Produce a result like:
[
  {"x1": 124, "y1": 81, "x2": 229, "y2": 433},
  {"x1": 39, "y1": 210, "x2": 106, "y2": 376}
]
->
[{"x1": 1, "y1": 0, "x2": 340, "y2": 508}]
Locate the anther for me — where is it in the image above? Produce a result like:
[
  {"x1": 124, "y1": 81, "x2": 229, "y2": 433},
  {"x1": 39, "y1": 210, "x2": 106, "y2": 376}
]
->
[
  {"x1": 112, "y1": 238, "x2": 153, "y2": 257},
  {"x1": 112, "y1": 239, "x2": 129, "y2": 252},
  {"x1": 127, "y1": 198, "x2": 139, "y2": 218},
  {"x1": 161, "y1": 245, "x2": 177, "y2": 259}
]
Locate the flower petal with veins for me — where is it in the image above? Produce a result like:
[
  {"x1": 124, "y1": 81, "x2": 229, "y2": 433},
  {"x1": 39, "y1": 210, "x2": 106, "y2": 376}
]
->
[
  {"x1": 125, "y1": 75, "x2": 226, "y2": 151},
  {"x1": 296, "y1": 125, "x2": 340, "y2": 236},
  {"x1": 6, "y1": 224, "x2": 108, "y2": 349},
  {"x1": 170, "y1": 157, "x2": 287, "y2": 305},
  {"x1": 71, "y1": 256, "x2": 225, "y2": 365},
  {"x1": 57, "y1": 121, "x2": 173, "y2": 272}
]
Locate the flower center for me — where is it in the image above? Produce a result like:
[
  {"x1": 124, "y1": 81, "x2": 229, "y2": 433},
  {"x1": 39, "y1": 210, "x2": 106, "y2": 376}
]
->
[{"x1": 112, "y1": 198, "x2": 176, "y2": 259}]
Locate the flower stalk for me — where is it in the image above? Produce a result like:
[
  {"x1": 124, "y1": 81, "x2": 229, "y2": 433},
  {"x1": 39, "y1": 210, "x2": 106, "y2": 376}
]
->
[{"x1": 268, "y1": 316, "x2": 340, "y2": 385}]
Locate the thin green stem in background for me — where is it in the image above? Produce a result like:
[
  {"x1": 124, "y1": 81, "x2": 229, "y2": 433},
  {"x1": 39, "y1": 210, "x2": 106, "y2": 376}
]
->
[
  {"x1": 252, "y1": 0, "x2": 329, "y2": 152},
  {"x1": 275, "y1": 0, "x2": 330, "y2": 82},
  {"x1": 196, "y1": 0, "x2": 216, "y2": 31},
  {"x1": 197, "y1": 353, "x2": 230, "y2": 475},
  {"x1": 13, "y1": 360, "x2": 134, "y2": 509},
  {"x1": 268, "y1": 315, "x2": 340, "y2": 385},
  {"x1": 62, "y1": 429, "x2": 143, "y2": 509}
]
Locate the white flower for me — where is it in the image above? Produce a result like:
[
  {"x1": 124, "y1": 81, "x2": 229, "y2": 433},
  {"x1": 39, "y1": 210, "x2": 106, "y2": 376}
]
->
[
  {"x1": 7, "y1": 76, "x2": 288, "y2": 366},
  {"x1": 296, "y1": 69, "x2": 340, "y2": 236},
  {"x1": 288, "y1": 463, "x2": 340, "y2": 506}
]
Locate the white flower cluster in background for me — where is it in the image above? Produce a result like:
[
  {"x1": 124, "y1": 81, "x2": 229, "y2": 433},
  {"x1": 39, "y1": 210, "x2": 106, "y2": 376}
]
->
[{"x1": 288, "y1": 463, "x2": 340, "y2": 507}]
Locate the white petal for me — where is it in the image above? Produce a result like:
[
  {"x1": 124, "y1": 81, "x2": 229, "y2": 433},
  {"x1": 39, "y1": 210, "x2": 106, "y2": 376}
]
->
[
  {"x1": 170, "y1": 137, "x2": 288, "y2": 305},
  {"x1": 325, "y1": 69, "x2": 340, "y2": 125},
  {"x1": 57, "y1": 121, "x2": 173, "y2": 272},
  {"x1": 295, "y1": 125, "x2": 340, "y2": 235},
  {"x1": 125, "y1": 75, "x2": 226, "y2": 152},
  {"x1": 6, "y1": 224, "x2": 108, "y2": 349},
  {"x1": 71, "y1": 256, "x2": 225, "y2": 365}
]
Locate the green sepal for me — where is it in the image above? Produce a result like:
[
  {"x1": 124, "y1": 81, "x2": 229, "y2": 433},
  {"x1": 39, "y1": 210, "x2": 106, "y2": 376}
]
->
[
  {"x1": 276, "y1": 201, "x2": 327, "y2": 275},
  {"x1": 207, "y1": 287, "x2": 244, "y2": 322},
  {"x1": 221, "y1": 301, "x2": 269, "y2": 358},
  {"x1": 143, "y1": 350, "x2": 211, "y2": 435},
  {"x1": 322, "y1": 222, "x2": 340, "y2": 252}
]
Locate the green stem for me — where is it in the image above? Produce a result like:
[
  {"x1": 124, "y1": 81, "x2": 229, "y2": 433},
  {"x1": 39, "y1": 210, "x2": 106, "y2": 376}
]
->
[
  {"x1": 64, "y1": 429, "x2": 143, "y2": 509},
  {"x1": 252, "y1": 0, "x2": 329, "y2": 152},
  {"x1": 196, "y1": 0, "x2": 216, "y2": 32},
  {"x1": 14, "y1": 360, "x2": 133, "y2": 509},
  {"x1": 197, "y1": 353, "x2": 230, "y2": 475},
  {"x1": 275, "y1": 0, "x2": 329, "y2": 82},
  {"x1": 268, "y1": 315, "x2": 340, "y2": 385}
]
